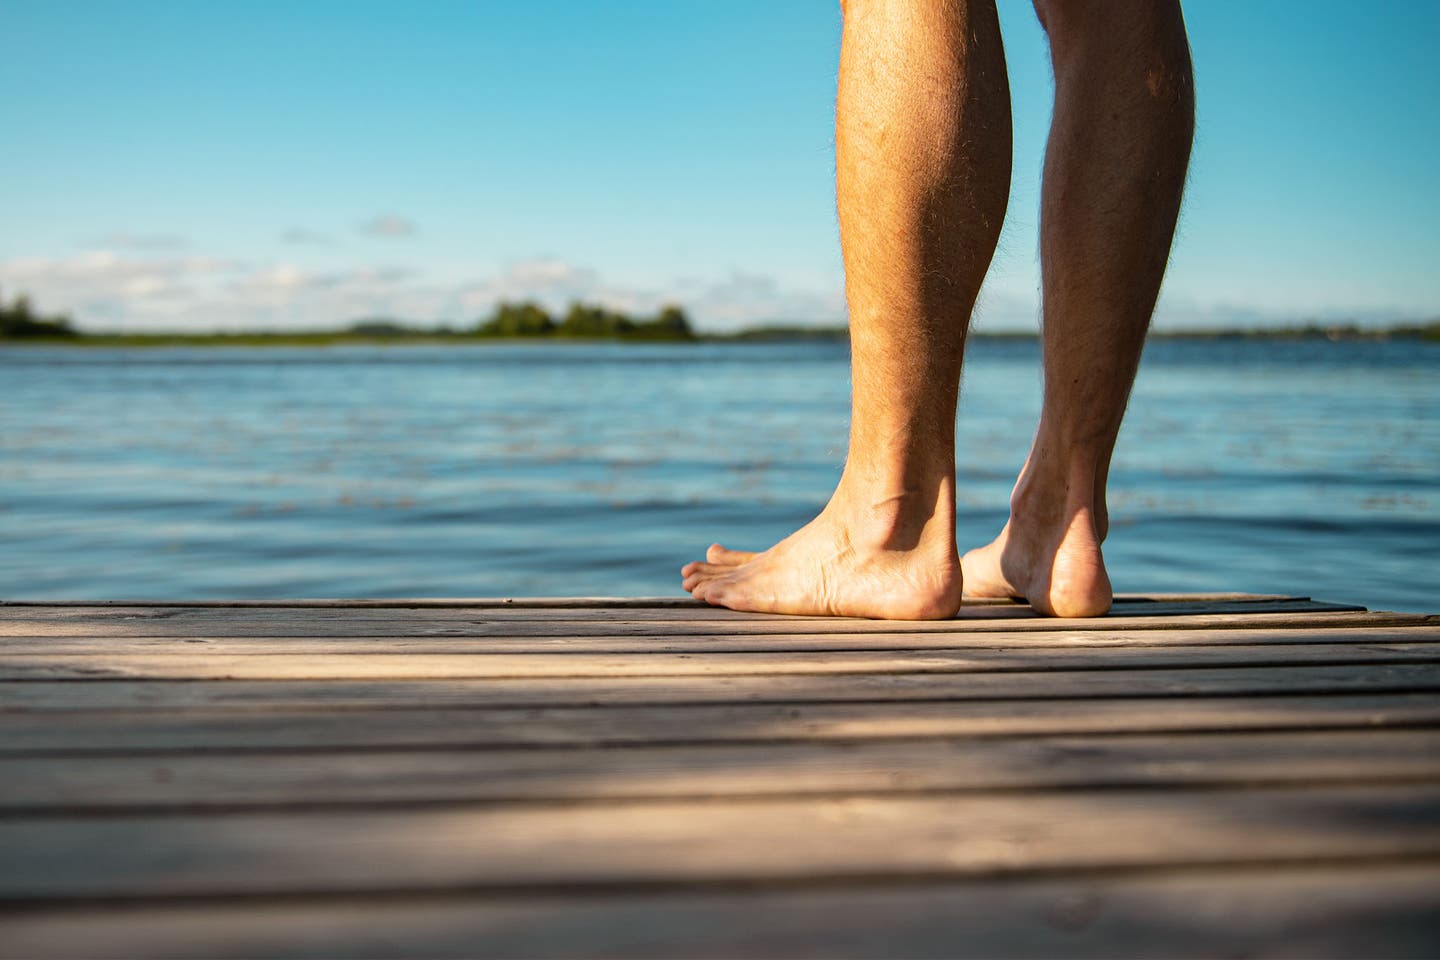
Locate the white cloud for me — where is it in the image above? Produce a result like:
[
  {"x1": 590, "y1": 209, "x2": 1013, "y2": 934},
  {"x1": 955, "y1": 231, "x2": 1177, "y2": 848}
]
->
[
  {"x1": 453, "y1": 259, "x2": 617, "y2": 315},
  {"x1": 0, "y1": 251, "x2": 242, "y2": 327},
  {"x1": 14, "y1": 245, "x2": 1425, "y2": 335},
  {"x1": 359, "y1": 214, "x2": 417, "y2": 238},
  {"x1": 1, "y1": 249, "x2": 846, "y2": 332},
  {"x1": 679, "y1": 271, "x2": 846, "y2": 330},
  {"x1": 0, "y1": 251, "x2": 412, "y2": 330}
]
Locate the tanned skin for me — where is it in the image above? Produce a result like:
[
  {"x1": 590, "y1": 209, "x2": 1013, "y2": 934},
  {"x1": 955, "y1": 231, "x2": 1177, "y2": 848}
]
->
[{"x1": 683, "y1": 0, "x2": 1195, "y2": 619}]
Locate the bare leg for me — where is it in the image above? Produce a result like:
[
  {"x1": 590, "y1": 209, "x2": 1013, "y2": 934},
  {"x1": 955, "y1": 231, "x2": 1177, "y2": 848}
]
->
[
  {"x1": 961, "y1": 0, "x2": 1195, "y2": 617},
  {"x1": 681, "y1": 0, "x2": 1011, "y2": 618}
]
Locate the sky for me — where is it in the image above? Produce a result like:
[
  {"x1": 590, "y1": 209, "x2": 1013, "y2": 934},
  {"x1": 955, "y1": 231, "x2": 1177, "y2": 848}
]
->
[{"x1": 2, "y1": 0, "x2": 1437, "y2": 333}]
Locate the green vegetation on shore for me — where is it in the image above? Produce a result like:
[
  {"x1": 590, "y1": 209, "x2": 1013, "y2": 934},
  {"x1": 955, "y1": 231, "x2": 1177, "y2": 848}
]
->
[
  {"x1": 475, "y1": 301, "x2": 695, "y2": 340},
  {"x1": 1147, "y1": 321, "x2": 1440, "y2": 342},
  {"x1": 0, "y1": 296, "x2": 700, "y2": 346},
  {"x1": 0, "y1": 290, "x2": 77, "y2": 339},
  {"x1": 1, "y1": 288, "x2": 1436, "y2": 345}
]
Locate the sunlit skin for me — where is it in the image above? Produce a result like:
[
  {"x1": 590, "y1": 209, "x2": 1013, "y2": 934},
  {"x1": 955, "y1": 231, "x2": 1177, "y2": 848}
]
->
[{"x1": 682, "y1": 0, "x2": 1194, "y2": 619}]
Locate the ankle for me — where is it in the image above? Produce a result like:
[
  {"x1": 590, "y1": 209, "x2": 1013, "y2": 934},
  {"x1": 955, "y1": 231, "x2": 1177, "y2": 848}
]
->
[
  {"x1": 832, "y1": 471, "x2": 957, "y2": 555},
  {"x1": 1008, "y1": 455, "x2": 1100, "y2": 538}
]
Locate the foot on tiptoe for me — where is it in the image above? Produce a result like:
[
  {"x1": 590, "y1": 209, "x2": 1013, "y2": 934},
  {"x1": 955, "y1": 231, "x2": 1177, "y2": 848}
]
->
[{"x1": 961, "y1": 504, "x2": 1112, "y2": 618}]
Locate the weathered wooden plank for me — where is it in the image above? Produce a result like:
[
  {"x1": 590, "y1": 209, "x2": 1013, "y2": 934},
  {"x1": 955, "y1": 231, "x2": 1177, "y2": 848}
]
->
[
  {"x1": 0, "y1": 596, "x2": 1310, "y2": 618},
  {"x1": 0, "y1": 598, "x2": 1368, "y2": 626},
  {"x1": 4, "y1": 663, "x2": 1438, "y2": 712},
  {"x1": 3, "y1": 730, "x2": 1437, "y2": 813},
  {"x1": 5, "y1": 642, "x2": 1438, "y2": 681},
  {"x1": 7, "y1": 625, "x2": 1438, "y2": 656},
  {"x1": 0, "y1": 592, "x2": 1300, "y2": 608},
  {"x1": 2, "y1": 594, "x2": 1433, "y2": 960},
  {"x1": 4, "y1": 784, "x2": 1439, "y2": 900},
  {"x1": 0, "y1": 599, "x2": 1365, "y2": 625},
  {"x1": 3, "y1": 864, "x2": 1437, "y2": 959},
  {"x1": 2, "y1": 610, "x2": 1428, "y2": 639},
  {"x1": 0, "y1": 597, "x2": 723, "y2": 610},
  {"x1": 4, "y1": 694, "x2": 1434, "y2": 755}
]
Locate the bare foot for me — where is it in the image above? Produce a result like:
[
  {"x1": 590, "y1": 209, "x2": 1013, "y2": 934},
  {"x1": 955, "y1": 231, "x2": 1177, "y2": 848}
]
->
[
  {"x1": 702, "y1": 544, "x2": 758, "y2": 566},
  {"x1": 961, "y1": 504, "x2": 1112, "y2": 618},
  {"x1": 681, "y1": 489, "x2": 962, "y2": 620}
]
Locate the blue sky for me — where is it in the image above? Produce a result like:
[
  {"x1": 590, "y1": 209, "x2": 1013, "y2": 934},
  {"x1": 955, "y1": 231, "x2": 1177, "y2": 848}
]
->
[{"x1": 2, "y1": 0, "x2": 1437, "y2": 332}]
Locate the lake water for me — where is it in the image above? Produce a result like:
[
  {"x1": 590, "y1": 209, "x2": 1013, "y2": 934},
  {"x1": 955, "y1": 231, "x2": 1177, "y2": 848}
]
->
[{"x1": 2, "y1": 338, "x2": 1436, "y2": 612}]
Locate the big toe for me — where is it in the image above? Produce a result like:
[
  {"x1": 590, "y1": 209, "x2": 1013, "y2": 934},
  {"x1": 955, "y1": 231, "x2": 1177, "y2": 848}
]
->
[{"x1": 707, "y1": 543, "x2": 758, "y2": 565}]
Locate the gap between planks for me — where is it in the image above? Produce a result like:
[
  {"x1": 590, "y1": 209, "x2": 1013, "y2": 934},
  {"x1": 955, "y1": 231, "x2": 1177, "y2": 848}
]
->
[
  {"x1": 0, "y1": 598, "x2": 1377, "y2": 625},
  {"x1": 5, "y1": 663, "x2": 1440, "y2": 711},
  {"x1": 0, "y1": 600, "x2": 1373, "y2": 626},
  {"x1": 1, "y1": 729, "x2": 1437, "y2": 814},
  {"x1": 4, "y1": 693, "x2": 1438, "y2": 755},
  {"x1": 0, "y1": 593, "x2": 1307, "y2": 609},
  {"x1": 3, "y1": 863, "x2": 1437, "y2": 960}
]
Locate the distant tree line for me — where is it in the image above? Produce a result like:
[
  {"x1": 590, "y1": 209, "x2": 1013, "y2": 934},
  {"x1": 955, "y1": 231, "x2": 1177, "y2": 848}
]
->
[
  {"x1": 475, "y1": 301, "x2": 695, "y2": 340},
  {"x1": 0, "y1": 289, "x2": 76, "y2": 338},
  {"x1": 9, "y1": 284, "x2": 1433, "y2": 345},
  {"x1": 0, "y1": 293, "x2": 696, "y2": 342}
]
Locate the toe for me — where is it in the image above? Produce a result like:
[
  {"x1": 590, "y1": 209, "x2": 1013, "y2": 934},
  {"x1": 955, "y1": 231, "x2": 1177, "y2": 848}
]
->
[
  {"x1": 683, "y1": 558, "x2": 732, "y2": 579},
  {"x1": 959, "y1": 543, "x2": 1017, "y2": 600},
  {"x1": 691, "y1": 578, "x2": 721, "y2": 606},
  {"x1": 707, "y1": 543, "x2": 757, "y2": 565},
  {"x1": 697, "y1": 580, "x2": 730, "y2": 609},
  {"x1": 683, "y1": 563, "x2": 731, "y2": 593}
]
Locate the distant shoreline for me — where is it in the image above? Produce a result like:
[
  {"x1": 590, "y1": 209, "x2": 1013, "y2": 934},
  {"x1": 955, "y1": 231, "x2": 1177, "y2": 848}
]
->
[
  {"x1": 4, "y1": 289, "x2": 1435, "y2": 346},
  {"x1": 2, "y1": 321, "x2": 1437, "y2": 347}
]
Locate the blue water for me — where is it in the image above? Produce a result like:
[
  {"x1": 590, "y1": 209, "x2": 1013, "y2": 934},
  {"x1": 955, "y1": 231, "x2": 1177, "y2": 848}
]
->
[{"x1": 2, "y1": 339, "x2": 1436, "y2": 612}]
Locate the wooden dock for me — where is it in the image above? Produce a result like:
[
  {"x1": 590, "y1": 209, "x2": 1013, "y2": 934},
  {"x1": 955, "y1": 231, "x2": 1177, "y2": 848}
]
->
[{"x1": 1, "y1": 594, "x2": 1438, "y2": 957}]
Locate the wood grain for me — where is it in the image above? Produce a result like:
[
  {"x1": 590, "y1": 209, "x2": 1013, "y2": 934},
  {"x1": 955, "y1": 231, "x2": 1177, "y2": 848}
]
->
[
  {"x1": 6, "y1": 663, "x2": 1440, "y2": 712},
  {"x1": 4, "y1": 641, "x2": 1438, "y2": 681},
  {"x1": 0, "y1": 597, "x2": 1338, "y2": 621},
  {"x1": 4, "y1": 693, "x2": 1435, "y2": 755},
  {"x1": 4, "y1": 610, "x2": 1426, "y2": 639},
  {"x1": 0, "y1": 592, "x2": 1299, "y2": 608},
  {"x1": 3, "y1": 864, "x2": 1438, "y2": 959},
  {"x1": 3, "y1": 729, "x2": 1437, "y2": 812},
  {"x1": 5, "y1": 784, "x2": 1440, "y2": 901},
  {"x1": 4, "y1": 596, "x2": 1437, "y2": 959},
  {"x1": 6, "y1": 625, "x2": 1438, "y2": 656}
]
